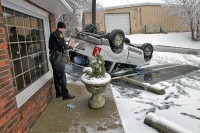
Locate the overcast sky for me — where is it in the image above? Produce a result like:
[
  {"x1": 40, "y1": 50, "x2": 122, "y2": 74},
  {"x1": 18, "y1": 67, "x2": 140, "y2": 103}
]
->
[{"x1": 96, "y1": 0, "x2": 164, "y2": 7}]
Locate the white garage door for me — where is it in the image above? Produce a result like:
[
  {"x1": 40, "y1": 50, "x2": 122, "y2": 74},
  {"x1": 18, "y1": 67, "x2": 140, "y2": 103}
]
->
[{"x1": 105, "y1": 13, "x2": 130, "y2": 35}]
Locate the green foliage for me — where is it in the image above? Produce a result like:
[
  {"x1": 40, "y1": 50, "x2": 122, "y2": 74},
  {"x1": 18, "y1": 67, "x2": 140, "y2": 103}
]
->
[{"x1": 88, "y1": 54, "x2": 106, "y2": 78}]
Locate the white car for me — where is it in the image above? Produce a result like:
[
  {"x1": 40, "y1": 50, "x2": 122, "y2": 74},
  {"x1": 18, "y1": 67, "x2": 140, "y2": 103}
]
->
[{"x1": 66, "y1": 26, "x2": 153, "y2": 76}]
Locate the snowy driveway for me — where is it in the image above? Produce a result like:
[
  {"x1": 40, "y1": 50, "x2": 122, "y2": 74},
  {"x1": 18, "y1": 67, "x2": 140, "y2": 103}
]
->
[{"x1": 111, "y1": 52, "x2": 200, "y2": 133}]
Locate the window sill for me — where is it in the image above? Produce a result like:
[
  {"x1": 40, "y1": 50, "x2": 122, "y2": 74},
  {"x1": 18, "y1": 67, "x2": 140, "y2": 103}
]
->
[{"x1": 16, "y1": 72, "x2": 53, "y2": 107}]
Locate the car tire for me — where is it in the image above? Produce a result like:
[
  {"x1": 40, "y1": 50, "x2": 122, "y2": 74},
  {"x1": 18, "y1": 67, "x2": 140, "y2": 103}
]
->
[
  {"x1": 140, "y1": 43, "x2": 153, "y2": 59},
  {"x1": 82, "y1": 24, "x2": 97, "y2": 33},
  {"x1": 109, "y1": 29, "x2": 125, "y2": 48},
  {"x1": 125, "y1": 38, "x2": 130, "y2": 44}
]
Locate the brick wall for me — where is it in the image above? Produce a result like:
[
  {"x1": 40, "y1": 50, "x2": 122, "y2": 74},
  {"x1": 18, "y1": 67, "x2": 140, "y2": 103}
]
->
[
  {"x1": 17, "y1": 80, "x2": 54, "y2": 133},
  {"x1": 0, "y1": 1, "x2": 20, "y2": 132},
  {"x1": 49, "y1": 13, "x2": 56, "y2": 33},
  {"x1": 0, "y1": 1, "x2": 56, "y2": 133}
]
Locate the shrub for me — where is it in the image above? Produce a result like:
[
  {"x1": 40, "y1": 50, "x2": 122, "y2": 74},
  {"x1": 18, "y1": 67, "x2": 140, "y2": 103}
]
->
[{"x1": 83, "y1": 54, "x2": 106, "y2": 78}]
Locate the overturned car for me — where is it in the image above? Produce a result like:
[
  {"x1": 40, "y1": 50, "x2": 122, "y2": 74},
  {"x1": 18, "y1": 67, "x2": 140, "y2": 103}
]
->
[{"x1": 66, "y1": 24, "x2": 153, "y2": 76}]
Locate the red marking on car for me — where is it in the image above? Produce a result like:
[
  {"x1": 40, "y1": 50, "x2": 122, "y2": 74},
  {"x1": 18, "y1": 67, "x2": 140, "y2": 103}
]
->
[{"x1": 93, "y1": 47, "x2": 102, "y2": 56}]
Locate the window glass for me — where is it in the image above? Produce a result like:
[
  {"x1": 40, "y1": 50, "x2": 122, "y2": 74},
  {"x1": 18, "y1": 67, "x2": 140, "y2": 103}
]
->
[
  {"x1": 34, "y1": 54, "x2": 39, "y2": 67},
  {"x1": 30, "y1": 17, "x2": 38, "y2": 29},
  {"x1": 35, "y1": 66, "x2": 41, "y2": 78},
  {"x1": 23, "y1": 15, "x2": 30, "y2": 28},
  {"x1": 27, "y1": 42, "x2": 33, "y2": 55},
  {"x1": 17, "y1": 27, "x2": 25, "y2": 42},
  {"x1": 30, "y1": 29, "x2": 36, "y2": 41},
  {"x1": 4, "y1": 8, "x2": 49, "y2": 93},
  {"x1": 10, "y1": 43, "x2": 20, "y2": 59},
  {"x1": 21, "y1": 57, "x2": 29, "y2": 72},
  {"x1": 13, "y1": 59, "x2": 22, "y2": 76},
  {"x1": 19, "y1": 43, "x2": 27, "y2": 57},
  {"x1": 36, "y1": 42, "x2": 41, "y2": 52},
  {"x1": 25, "y1": 29, "x2": 31, "y2": 41},
  {"x1": 8, "y1": 26, "x2": 18, "y2": 42},
  {"x1": 28, "y1": 55, "x2": 35, "y2": 69},
  {"x1": 15, "y1": 11, "x2": 24, "y2": 27},
  {"x1": 5, "y1": 8, "x2": 15, "y2": 25},
  {"x1": 16, "y1": 75, "x2": 24, "y2": 92},
  {"x1": 30, "y1": 68, "x2": 37, "y2": 81},
  {"x1": 24, "y1": 71, "x2": 31, "y2": 86}
]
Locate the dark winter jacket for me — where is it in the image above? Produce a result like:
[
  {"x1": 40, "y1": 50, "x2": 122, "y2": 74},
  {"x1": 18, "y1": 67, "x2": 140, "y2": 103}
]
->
[
  {"x1": 49, "y1": 29, "x2": 72, "y2": 73},
  {"x1": 49, "y1": 29, "x2": 72, "y2": 53}
]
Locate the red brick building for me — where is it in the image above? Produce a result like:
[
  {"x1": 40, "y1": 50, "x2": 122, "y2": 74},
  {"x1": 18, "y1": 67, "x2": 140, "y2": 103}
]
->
[{"x1": 0, "y1": 0, "x2": 72, "y2": 132}]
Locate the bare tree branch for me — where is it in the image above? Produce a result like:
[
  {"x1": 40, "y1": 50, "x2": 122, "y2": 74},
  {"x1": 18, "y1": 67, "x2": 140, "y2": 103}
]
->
[
  {"x1": 163, "y1": 0, "x2": 200, "y2": 40},
  {"x1": 62, "y1": 0, "x2": 104, "y2": 32}
]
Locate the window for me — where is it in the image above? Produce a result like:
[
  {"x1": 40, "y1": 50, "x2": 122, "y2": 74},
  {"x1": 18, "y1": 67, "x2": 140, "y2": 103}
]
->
[{"x1": 3, "y1": 8, "x2": 49, "y2": 93}]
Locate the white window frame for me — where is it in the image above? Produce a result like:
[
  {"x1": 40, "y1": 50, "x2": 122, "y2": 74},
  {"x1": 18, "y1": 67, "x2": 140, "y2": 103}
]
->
[{"x1": 1, "y1": 0, "x2": 53, "y2": 107}]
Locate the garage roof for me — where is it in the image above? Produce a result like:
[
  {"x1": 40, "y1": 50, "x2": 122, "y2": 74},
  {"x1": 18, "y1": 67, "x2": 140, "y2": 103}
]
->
[
  {"x1": 97, "y1": 0, "x2": 164, "y2": 8},
  {"x1": 104, "y1": 2, "x2": 163, "y2": 10},
  {"x1": 84, "y1": 2, "x2": 163, "y2": 13}
]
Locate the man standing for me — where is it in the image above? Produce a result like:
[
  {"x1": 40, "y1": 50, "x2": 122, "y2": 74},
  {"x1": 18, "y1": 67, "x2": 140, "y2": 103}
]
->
[{"x1": 49, "y1": 22, "x2": 75, "y2": 100}]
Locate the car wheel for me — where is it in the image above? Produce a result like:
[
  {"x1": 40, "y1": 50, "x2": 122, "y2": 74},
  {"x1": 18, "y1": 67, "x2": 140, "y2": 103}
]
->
[
  {"x1": 109, "y1": 29, "x2": 125, "y2": 48},
  {"x1": 141, "y1": 43, "x2": 153, "y2": 59},
  {"x1": 125, "y1": 38, "x2": 130, "y2": 44},
  {"x1": 82, "y1": 24, "x2": 97, "y2": 33}
]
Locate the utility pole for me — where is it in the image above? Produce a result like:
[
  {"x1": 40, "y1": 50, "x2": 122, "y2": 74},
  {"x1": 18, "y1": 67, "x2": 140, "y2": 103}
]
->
[{"x1": 92, "y1": 0, "x2": 96, "y2": 25}]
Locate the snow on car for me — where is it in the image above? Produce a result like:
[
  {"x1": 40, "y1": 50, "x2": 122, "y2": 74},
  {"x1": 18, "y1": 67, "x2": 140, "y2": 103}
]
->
[{"x1": 66, "y1": 24, "x2": 153, "y2": 76}]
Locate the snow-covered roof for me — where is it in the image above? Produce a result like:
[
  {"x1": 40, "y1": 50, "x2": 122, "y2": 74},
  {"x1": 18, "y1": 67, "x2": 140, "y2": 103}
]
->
[
  {"x1": 103, "y1": 2, "x2": 163, "y2": 10},
  {"x1": 97, "y1": 0, "x2": 164, "y2": 8},
  {"x1": 84, "y1": 2, "x2": 163, "y2": 13}
]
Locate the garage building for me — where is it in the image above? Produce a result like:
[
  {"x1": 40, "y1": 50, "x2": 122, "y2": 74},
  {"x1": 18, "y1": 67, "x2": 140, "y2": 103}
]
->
[{"x1": 83, "y1": 3, "x2": 189, "y2": 34}]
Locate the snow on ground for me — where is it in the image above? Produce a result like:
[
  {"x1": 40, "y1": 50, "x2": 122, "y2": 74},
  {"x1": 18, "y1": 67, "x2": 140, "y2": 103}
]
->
[
  {"x1": 148, "y1": 51, "x2": 200, "y2": 67},
  {"x1": 145, "y1": 113, "x2": 193, "y2": 133},
  {"x1": 126, "y1": 32, "x2": 200, "y2": 49},
  {"x1": 111, "y1": 52, "x2": 200, "y2": 133},
  {"x1": 111, "y1": 69, "x2": 200, "y2": 133}
]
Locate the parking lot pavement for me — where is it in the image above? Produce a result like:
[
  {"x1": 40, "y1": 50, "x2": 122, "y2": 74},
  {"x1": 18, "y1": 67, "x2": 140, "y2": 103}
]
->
[{"x1": 31, "y1": 82, "x2": 125, "y2": 133}]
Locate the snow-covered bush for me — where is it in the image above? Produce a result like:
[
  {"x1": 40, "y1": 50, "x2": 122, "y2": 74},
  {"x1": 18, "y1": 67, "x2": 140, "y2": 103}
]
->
[
  {"x1": 83, "y1": 67, "x2": 92, "y2": 74},
  {"x1": 83, "y1": 54, "x2": 106, "y2": 78}
]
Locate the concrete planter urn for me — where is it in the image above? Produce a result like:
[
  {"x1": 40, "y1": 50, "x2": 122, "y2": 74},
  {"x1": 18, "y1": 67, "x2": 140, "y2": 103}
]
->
[{"x1": 81, "y1": 73, "x2": 111, "y2": 109}]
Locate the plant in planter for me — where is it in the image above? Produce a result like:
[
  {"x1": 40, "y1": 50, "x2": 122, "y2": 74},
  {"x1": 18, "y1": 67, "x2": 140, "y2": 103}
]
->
[{"x1": 81, "y1": 54, "x2": 111, "y2": 109}]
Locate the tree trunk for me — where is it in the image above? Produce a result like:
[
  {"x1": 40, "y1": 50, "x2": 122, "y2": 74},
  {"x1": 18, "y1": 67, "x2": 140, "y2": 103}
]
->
[
  {"x1": 190, "y1": 20, "x2": 195, "y2": 40},
  {"x1": 191, "y1": 30, "x2": 195, "y2": 40},
  {"x1": 196, "y1": 20, "x2": 200, "y2": 40},
  {"x1": 82, "y1": 12, "x2": 85, "y2": 27}
]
